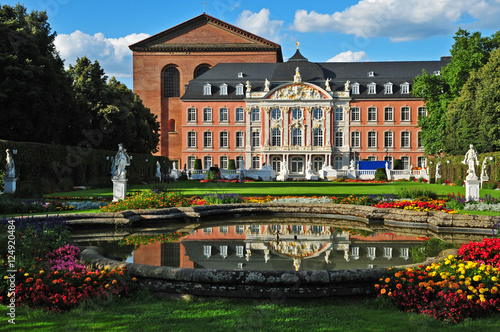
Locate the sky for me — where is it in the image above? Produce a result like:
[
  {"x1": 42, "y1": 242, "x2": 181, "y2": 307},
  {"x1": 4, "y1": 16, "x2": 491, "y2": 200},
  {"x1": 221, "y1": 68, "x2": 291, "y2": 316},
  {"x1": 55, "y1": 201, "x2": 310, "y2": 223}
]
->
[{"x1": 6, "y1": 0, "x2": 500, "y2": 89}]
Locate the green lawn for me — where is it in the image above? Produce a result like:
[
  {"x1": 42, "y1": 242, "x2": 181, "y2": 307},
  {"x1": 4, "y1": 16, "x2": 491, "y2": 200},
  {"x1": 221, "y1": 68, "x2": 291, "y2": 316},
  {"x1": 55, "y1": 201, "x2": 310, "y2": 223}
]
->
[
  {"x1": 3, "y1": 290, "x2": 499, "y2": 331},
  {"x1": 46, "y1": 181, "x2": 492, "y2": 199}
]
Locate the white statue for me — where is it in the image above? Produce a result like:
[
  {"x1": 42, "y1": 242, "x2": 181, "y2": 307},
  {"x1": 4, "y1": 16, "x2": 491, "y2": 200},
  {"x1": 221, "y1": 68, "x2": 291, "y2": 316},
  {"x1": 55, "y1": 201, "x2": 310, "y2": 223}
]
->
[
  {"x1": 462, "y1": 144, "x2": 479, "y2": 180},
  {"x1": 435, "y1": 161, "x2": 441, "y2": 178},
  {"x1": 245, "y1": 80, "x2": 251, "y2": 93},
  {"x1": 349, "y1": 159, "x2": 355, "y2": 170},
  {"x1": 172, "y1": 161, "x2": 177, "y2": 170},
  {"x1": 114, "y1": 143, "x2": 132, "y2": 180},
  {"x1": 325, "y1": 78, "x2": 332, "y2": 91},
  {"x1": 5, "y1": 149, "x2": 15, "y2": 178},
  {"x1": 325, "y1": 249, "x2": 331, "y2": 264},
  {"x1": 277, "y1": 162, "x2": 289, "y2": 181},
  {"x1": 155, "y1": 161, "x2": 162, "y2": 181},
  {"x1": 264, "y1": 79, "x2": 270, "y2": 92},
  {"x1": 293, "y1": 67, "x2": 301, "y2": 83},
  {"x1": 293, "y1": 257, "x2": 301, "y2": 271},
  {"x1": 481, "y1": 158, "x2": 488, "y2": 178},
  {"x1": 344, "y1": 80, "x2": 351, "y2": 92},
  {"x1": 344, "y1": 250, "x2": 350, "y2": 262}
]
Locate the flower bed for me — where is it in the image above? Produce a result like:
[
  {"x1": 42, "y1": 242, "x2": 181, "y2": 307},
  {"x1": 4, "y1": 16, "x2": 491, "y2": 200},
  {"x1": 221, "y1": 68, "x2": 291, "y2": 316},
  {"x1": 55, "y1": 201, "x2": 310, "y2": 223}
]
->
[
  {"x1": 377, "y1": 238, "x2": 500, "y2": 323},
  {"x1": 372, "y1": 199, "x2": 456, "y2": 214},
  {"x1": 100, "y1": 191, "x2": 190, "y2": 212}
]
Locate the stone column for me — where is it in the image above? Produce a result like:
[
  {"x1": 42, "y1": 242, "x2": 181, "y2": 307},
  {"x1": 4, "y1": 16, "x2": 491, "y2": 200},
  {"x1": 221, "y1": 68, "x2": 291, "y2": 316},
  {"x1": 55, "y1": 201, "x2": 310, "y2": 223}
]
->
[{"x1": 4, "y1": 177, "x2": 16, "y2": 194}]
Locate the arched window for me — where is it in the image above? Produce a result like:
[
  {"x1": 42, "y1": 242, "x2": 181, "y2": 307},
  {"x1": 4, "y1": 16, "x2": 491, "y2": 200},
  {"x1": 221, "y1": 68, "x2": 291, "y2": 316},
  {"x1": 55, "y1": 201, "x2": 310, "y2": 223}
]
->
[
  {"x1": 164, "y1": 67, "x2": 180, "y2": 98},
  {"x1": 194, "y1": 64, "x2": 210, "y2": 78}
]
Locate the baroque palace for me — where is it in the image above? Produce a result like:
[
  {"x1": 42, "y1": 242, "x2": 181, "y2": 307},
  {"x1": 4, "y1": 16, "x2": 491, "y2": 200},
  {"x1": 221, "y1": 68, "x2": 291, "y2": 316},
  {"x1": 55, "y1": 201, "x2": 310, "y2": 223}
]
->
[{"x1": 130, "y1": 14, "x2": 449, "y2": 178}]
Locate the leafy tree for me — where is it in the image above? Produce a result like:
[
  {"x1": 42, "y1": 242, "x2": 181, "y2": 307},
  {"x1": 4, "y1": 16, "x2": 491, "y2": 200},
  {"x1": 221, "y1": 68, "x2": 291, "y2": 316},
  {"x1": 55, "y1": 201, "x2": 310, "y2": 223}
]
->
[
  {"x1": 0, "y1": 4, "x2": 76, "y2": 144},
  {"x1": 445, "y1": 48, "x2": 500, "y2": 154},
  {"x1": 414, "y1": 28, "x2": 500, "y2": 155}
]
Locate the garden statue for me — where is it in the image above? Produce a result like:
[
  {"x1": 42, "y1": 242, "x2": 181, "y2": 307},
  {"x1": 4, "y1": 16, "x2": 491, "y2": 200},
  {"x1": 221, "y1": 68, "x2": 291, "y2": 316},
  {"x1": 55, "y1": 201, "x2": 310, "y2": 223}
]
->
[
  {"x1": 172, "y1": 161, "x2": 177, "y2": 170},
  {"x1": 344, "y1": 80, "x2": 351, "y2": 92},
  {"x1": 264, "y1": 79, "x2": 270, "y2": 91},
  {"x1": 114, "y1": 143, "x2": 132, "y2": 180},
  {"x1": 5, "y1": 149, "x2": 15, "y2": 178},
  {"x1": 305, "y1": 160, "x2": 318, "y2": 180},
  {"x1": 462, "y1": 144, "x2": 479, "y2": 180},
  {"x1": 324, "y1": 249, "x2": 331, "y2": 264},
  {"x1": 325, "y1": 78, "x2": 332, "y2": 91},
  {"x1": 245, "y1": 80, "x2": 251, "y2": 93},
  {"x1": 349, "y1": 159, "x2": 355, "y2": 170},
  {"x1": 156, "y1": 161, "x2": 162, "y2": 182},
  {"x1": 481, "y1": 158, "x2": 488, "y2": 178},
  {"x1": 435, "y1": 161, "x2": 441, "y2": 178}
]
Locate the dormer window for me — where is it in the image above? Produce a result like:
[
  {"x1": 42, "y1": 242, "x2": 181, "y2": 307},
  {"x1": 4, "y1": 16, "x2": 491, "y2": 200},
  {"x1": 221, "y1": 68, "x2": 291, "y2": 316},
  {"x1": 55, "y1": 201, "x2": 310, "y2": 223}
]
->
[
  {"x1": 236, "y1": 83, "x2": 244, "y2": 95},
  {"x1": 368, "y1": 82, "x2": 376, "y2": 94},
  {"x1": 401, "y1": 82, "x2": 410, "y2": 94},
  {"x1": 351, "y1": 82, "x2": 360, "y2": 95},
  {"x1": 238, "y1": 72, "x2": 244, "y2": 78},
  {"x1": 433, "y1": 70, "x2": 441, "y2": 76},
  {"x1": 203, "y1": 83, "x2": 212, "y2": 95},
  {"x1": 384, "y1": 82, "x2": 393, "y2": 94},
  {"x1": 368, "y1": 71, "x2": 375, "y2": 77},
  {"x1": 220, "y1": 83, "x2": 227, "y2": 95}
]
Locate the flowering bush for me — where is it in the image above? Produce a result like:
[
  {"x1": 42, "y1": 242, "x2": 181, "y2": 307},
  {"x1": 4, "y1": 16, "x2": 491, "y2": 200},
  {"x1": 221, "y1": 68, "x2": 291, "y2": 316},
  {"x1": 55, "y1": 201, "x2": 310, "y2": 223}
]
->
[
  {"x1": 459, "y1": 238, "x2": 500, "y2": 268},
  {"x1": 100, "y1": 190, "x2": 190, "y2": 212},
  {"x1": 377, "y1": 252, "x2": 500, "y2": 323},
  {"x1": 45, "y1": 245, "x2": 87, "y2": 272},
  {"x1": 203, "y1": 192, "x2": 244, "y2": 204},
  {"x1": 372, "y1": 199, "x2": 456, "y2": 214}
]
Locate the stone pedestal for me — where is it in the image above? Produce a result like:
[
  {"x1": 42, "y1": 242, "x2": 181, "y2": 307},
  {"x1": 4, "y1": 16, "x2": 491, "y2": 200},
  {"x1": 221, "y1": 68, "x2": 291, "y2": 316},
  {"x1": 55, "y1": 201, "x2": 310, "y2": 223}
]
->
[
  {"x1": 4, "y1": 177, "x2": 16, "y2": 194},
  {"x1": 112, "y1": 178, "x2": 127, "y2": 202},
  {"x1": 465, "y1": 179, "x2": 481, "y2": 201},
  {"x1": 481, "y1": 175, "x2": 489, "y2": 188}
]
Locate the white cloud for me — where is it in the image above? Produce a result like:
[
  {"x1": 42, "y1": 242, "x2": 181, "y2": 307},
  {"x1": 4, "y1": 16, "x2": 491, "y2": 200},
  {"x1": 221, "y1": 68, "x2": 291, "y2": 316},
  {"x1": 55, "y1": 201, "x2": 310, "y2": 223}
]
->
[
  {"x1": 55, "y1": 31, "x2": 149, "y2": 82},
  {"x1": 235, "y1": 9, "x2": 284, "y2": 43},
  {"x1": 293, "y1": 0, "x2": 500, "y2": 42},
  {"x1": 327, "y1": 51, "x2": 369, "y2": 62}
]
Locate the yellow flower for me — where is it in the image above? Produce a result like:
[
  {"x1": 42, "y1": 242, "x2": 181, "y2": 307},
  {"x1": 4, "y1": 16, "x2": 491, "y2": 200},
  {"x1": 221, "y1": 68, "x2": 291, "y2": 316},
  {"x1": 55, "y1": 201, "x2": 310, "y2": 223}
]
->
[
  {"x1": 448, "y1": 254, "x2": 454, "y2": 260},
  {"x1": 473, "y1": 275, "x2": 482, "y2": 282},
  {"x1": 24, "y1": 273, "x2": 29, "y2": 277},
  {"x1": 492, "y1": 276, "x2": 498, "y2": 282}
]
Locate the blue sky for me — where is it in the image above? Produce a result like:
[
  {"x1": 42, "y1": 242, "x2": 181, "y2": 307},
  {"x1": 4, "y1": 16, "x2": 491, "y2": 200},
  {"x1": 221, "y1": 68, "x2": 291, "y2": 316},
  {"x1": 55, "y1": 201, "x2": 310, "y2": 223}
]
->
[{"x1": 7, "y1": 0, "x2": 500, "y2": 89}]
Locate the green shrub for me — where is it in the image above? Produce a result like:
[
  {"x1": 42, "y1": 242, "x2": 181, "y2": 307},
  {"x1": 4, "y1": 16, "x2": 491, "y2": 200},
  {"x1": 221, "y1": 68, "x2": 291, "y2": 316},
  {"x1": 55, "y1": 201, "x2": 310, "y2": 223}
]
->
[
  {"x1": 393, "y1": 159, "x2": 402, "y2": 170},
  {"x1": 193, "y1": 158, "x2": 202, "y2": 170},
  {"x1": 228, "y1": 159, "x2": 236, "y2": 170},
  {"x1": 483, "y1": 181, "x2": 498, "y2": 190},
  {"x1": 436, "y1": 178, "x2": 445, "y2": 185},
  {"x1": 454, "y1": 179, "x2": 463, "y2": 186},
  {"x1": 411, "y1": 238, "x2": 456, "y2": 263},
  {"x1": 374, "y1": 168, "x2": 387, "y2": 181},
  {"x1": 396, "y1": 187, "x2": 437, "y2": 200}
]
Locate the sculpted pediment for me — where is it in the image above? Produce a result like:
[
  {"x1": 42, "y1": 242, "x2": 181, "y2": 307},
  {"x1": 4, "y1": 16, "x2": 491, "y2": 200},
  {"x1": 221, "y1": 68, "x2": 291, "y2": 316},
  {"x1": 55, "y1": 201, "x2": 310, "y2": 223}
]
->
[{"x1": 269, "y1": 84, "x2": 330, "y2": 100}]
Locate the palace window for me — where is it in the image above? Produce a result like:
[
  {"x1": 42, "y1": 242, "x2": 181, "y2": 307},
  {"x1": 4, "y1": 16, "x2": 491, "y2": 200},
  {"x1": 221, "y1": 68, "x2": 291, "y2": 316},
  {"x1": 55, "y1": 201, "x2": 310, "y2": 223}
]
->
[
  {"x1": 187, "y1": 156, "x2": 196, "y2": 170},
  {"x1": 368, "y1": 156, "x2": 377, "y2": 161},
  {"x1": 251, "y1": 108, "x2": 260, "y2": 122},
  {"x1": 203, "y1": 245, "x2": 211, "y2": 258},
  {"x1": 334, "y1": 131, "x2": 343, "y2": 147},
  {"x1": 401, "y1": 156, "x2": 410, "y2": 169},
  {"x1": 251, "y1": 131, "x2": 260, "y2": 147},
  {"x1": 313, "y1": 128, "x2": 323, "y2": 147},
  {"x1": 164, "y1": 67, "x2": 180, "y2": 98},
  {"x1": 203, "y1": 131, "x2": 212, "y2": 148},
  {"x1": 292, "y1": 128, "x2": 302, "y2": 146},
  {"x1": 292, "y1": 107, "x2": 303, "y2": 120},
  {"x1": 187, "y1": 107, "x2": 197, "y2": 122},
  {"x1": 236, "y1": 156, "x2": 244, "y2": 169},
  {"x1": 351, "y1": 107, "x2": 360, "y2": 121},
  {"x1": 219, "y1": 131, "x2": 228, "y2": 148},
  {"x1": 219, "y1": 156, "x2": 228, "y2": 169},
  {"x1": 368, "y1": 107, "x2": 377, "y2": 121},
  {"x1": 335, "y1": 106, "x2": 343, "y2": 121},
  {"x1": 368, "y1": 82, "x2": 376, "y2": 94},
  {"x1": 203, "y1": 83, "x2": 212, "y2": 95},
  {"x1": 384, "y1": 131, "x2": 393, "y2": 148},
  {"x1": 351, "y1": 247, "x2": 360, "y2": 259},
  {"x1": 401, "y1": 82, "x2": 410, "y2": 94},
  {"x1": 418, "y1": 156, "x2": 425, "y2": 168},
  {"x1": 383, "y1": 247, "x2": 393, "y2": 260},
  {"x1": 334, "y1": 156, "x2": 343, "y2": 170},
  {"x1": 384, "y1": 82, "x2": 393, "y2": 94},
  {"x1": 219, "y1": 107, "x2": 228, "y2": 122},
  {"x1": 401, "y1": 248, "x2": 410, "y2": 260},
  {"x1": 219, "y1": 83, "x2": 227, "y2": 96},
  {"x1": 236, "y1": 83, "x2": 244, "y2": 95},
  {"x1": 401, "y1": 131, "x2": 410, "y2": 148},
  {"x1": 220, "y1": 245, "x2": 228, "y2": 258},
  {"x1": 384, "y1": 106, "x2": 393, "y2": 122},
  {"x1": 252, "y1": 156, "x2": 261, "y2": 169},
  {"x1": 367, "y1": 247, "x2": 376, "y2": 260},
  {"x1": 401, "y1": 106, "x2": 411, "y2": 121},
  {"x1": 236, "y1": 246, "x2": 244, "y2": 257},
  {"x1": 235, "y1": 132, "x2": 244, "y2": 148},
  {"x1": 351, "y1": 82, "x2": 360, "y2": 95},
  {"x1": 203, "y1": 156, "x2": 212, "y2": 169},
  {"x1": 313, "y1": 107, "x2": 323, "y2": 120},
  {"x1": 203, "y1": 107, "x2": 212, "y2": 122},
  {"x1": 418, "y1": 106, "x2": 427, "y2": 117},
  {"x1": 271, "y1": 156, "x2": 282, "y2": 173},
  {"x1": 271, "y1": 128, "x2": 281, "y2": 146},
  {"x1": 418, "y1": 131, "x2": 422, "y2": 147},
  {"x1": 187, "y1": 131, "x2": 197, "y2": 148},
  {"x1": 235, "y1": 107, "x2": 245, "y2": 122},
  {"x1": 368, "y1": 131, "x2": 377, "y2": 148},
  {"x1": 271, "y1": 107, "x2": 281, "y2": 120},
  {"x1": 351, "y1": 131, "x2": 360, "y2": 148}
]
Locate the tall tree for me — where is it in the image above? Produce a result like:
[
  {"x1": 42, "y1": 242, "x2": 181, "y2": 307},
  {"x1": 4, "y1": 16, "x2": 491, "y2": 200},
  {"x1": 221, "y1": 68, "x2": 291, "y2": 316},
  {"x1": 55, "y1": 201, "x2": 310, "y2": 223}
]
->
[
  {"x1": 413, "y1": 28, "x2": 500, "y2": 155},
  {"x1": 0, "y1": 4, "x2": 75, "y2": 144}
]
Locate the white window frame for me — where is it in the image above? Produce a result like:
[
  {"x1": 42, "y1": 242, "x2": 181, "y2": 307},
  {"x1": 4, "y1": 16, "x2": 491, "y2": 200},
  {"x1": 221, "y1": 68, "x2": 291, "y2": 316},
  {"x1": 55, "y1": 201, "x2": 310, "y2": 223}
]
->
[
  {"x1": 368, "y1": 82, "x2": 376, "y2": 94},
  {"x1": 236, "y1": 156, "x2": 244, "y2": 169},
  {"x1": 313, "y1": 107, "x2": 323, "y2": 120},
  {"x1": 418, "y1": 106, "x2": 427, "y2": 117},
  {"x1": 203, "y1": 245, "x2": 212, "y2": 258},
  {"x1": 203, "y1": 107, "x2": 212, "y2": 122},
  {"x1": 271, "y1": 107, "x2": 281, "y2": 120},
  {"x1": 219, "y1": 107, "x2": 228, "y2": 122},
  {"x1": 384, "y1": 131, "x2": 393, "y2": 148},
  {"x1": 203, "y1": 156, "x2": 212, "y2": 170},
  {"x1": 384, "y1": 82, "x2": 393, "y2": 94},
  {"x1": 367, "y1": 106, "x2": 377, "y2": 122},
  {"x1": 351, "y1": 106, "x2": 360, "y2": 121},
  {"x1": 219, "y1": 156, "x2": 228, "y2": 169},
  {"x1": 203, "y1": 83, "x2": 212, "y2": 95},
  {"x1": 334, "y1": 156, "x2": 343, "y2": 170},
  {"x1": 292, "y1": 107, "x2": 303, "y2": 120},
  {"x1": 203, "y1": 131, "x2": 212, "y2": 148},
  {"x1": 236, "y1": 245, "x2": 244, "y2": 257},
  {"x1": 368, "y1": 131, "x2": 377, "y2": 148},
  {"x1": 251, "y1": 130, "x2": 260, "y2": 147},
  {"x1": 220, "y1": 83, "x2": 227, "y2": 96},
  {"x1": 401, "y1": 131, "x2": 410, "y2": 148},
  {"x1": 251, "y1": 108, "x2": 260, "y2": 122},
  {"x1": 187, "y1": 107, "x2": 197, "y2": 122},
  {"x1": 401, "y1": 106, "x2": 411, "y2": 122},
  {"x1": 401, "y1": 248, "x2": 410, "y2": 260},
  {"x1": 235, "y1": 132, "x2": 244, "y2": 148},
  {"x1": 401, "y1": 156, "x2": 410, "y2": 169},
  {"x1": 271, "y1": 128, "x2": 281, "y2": 146},
  {"x1": 219, "y1": 131, "x2": 228, "y2": 148},
  {"x1": 383, "y1": 247, "x2": 393, "y2": 260},
  {"x1": 334, "y1": 131, "x2": 343, "y2": 147},
  {"x1": 351, "y1": 247, "x2": 360, "y2": 259},
  {"x1": 291, "y1": 128, "x2": 302, "y2": 146},
  {"x1": 252, "y1": 156, "x2": 261, "y2": 169},
  {"x1": 220, "y1": 245, "x2": 228, "y2": 259},
  {"x1": 401, "y1": 82, "x2": 410, "y2": 94},
  {"x1": 236, "y1": 83, "x2": 244, "y2": 95},
  {"x1": 334, "y1": 106, "x2": 343, "y2": 121},
  {"x1": 235, "y1": 107, "x2": 245, "y2": 122},
  {"x1": 313, "y1": 128, "x2": 323, "y2": 147},
  {"x1": 187, "y1": 156, "x2": 196, "y2": 170},
  {"x1": 367, "y1": 247, "x2": 376, "y2": 260},
  {"x1": 187, "y1": 131, "x2": 197, "y2": 148},
  {"x1": 351, "y1": 82, "x2": 360, "y2": 95},
  {"x1": 384, "y1": 106, "x2": 393, "y2": 122},
  {"x1": 351, "y1": 131, "x2": 360, "y2": 148}
]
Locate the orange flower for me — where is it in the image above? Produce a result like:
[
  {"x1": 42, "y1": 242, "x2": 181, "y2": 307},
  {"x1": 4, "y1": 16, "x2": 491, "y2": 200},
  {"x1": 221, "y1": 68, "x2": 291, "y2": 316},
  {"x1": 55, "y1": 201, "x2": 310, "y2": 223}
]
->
[
  {"x1": 112, "y1": 279, "x2": 118, "y2": 285},
  {"x1": 380, "y1": 288, "x2": 387, "y2": 294},
  {"x1": 396, "y1": 284, "x2": 402, "y2": 290},
  {"x1": 385, "y1": 278, "x2": 391, "y2": 283}
]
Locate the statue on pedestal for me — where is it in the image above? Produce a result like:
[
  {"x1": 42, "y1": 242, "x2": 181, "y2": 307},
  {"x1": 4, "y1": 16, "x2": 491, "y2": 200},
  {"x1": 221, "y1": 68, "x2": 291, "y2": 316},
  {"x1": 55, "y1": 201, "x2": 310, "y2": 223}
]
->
[
  {"x1": 481, "y1": 158, "x2": 488, "y2": 178},
  {"x1": 5, "y1": 149, "x2": 15, "y2": 178},
  {"x1": 462, "y1": 144, "x2": 479, "y2": 180},
  {"x1": 325, "y1": 78, "x2": 332, "y2": 91},
  {"x1": 264, "y1": 79, "x2": 270, "y2": 92},
  {"x1": 114, "y1": 144, "x2": 132, "y2": 180},
  {"x1": 156, "y1": 161, "x2": 162, "y2": 182}
]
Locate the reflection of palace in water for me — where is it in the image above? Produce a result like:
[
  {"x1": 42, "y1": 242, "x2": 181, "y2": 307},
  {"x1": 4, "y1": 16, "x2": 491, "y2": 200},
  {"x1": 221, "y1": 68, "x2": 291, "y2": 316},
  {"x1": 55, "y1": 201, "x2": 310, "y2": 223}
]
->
[{"x1": 133, "y1": 225, "x2": 424, "y2": 271}]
